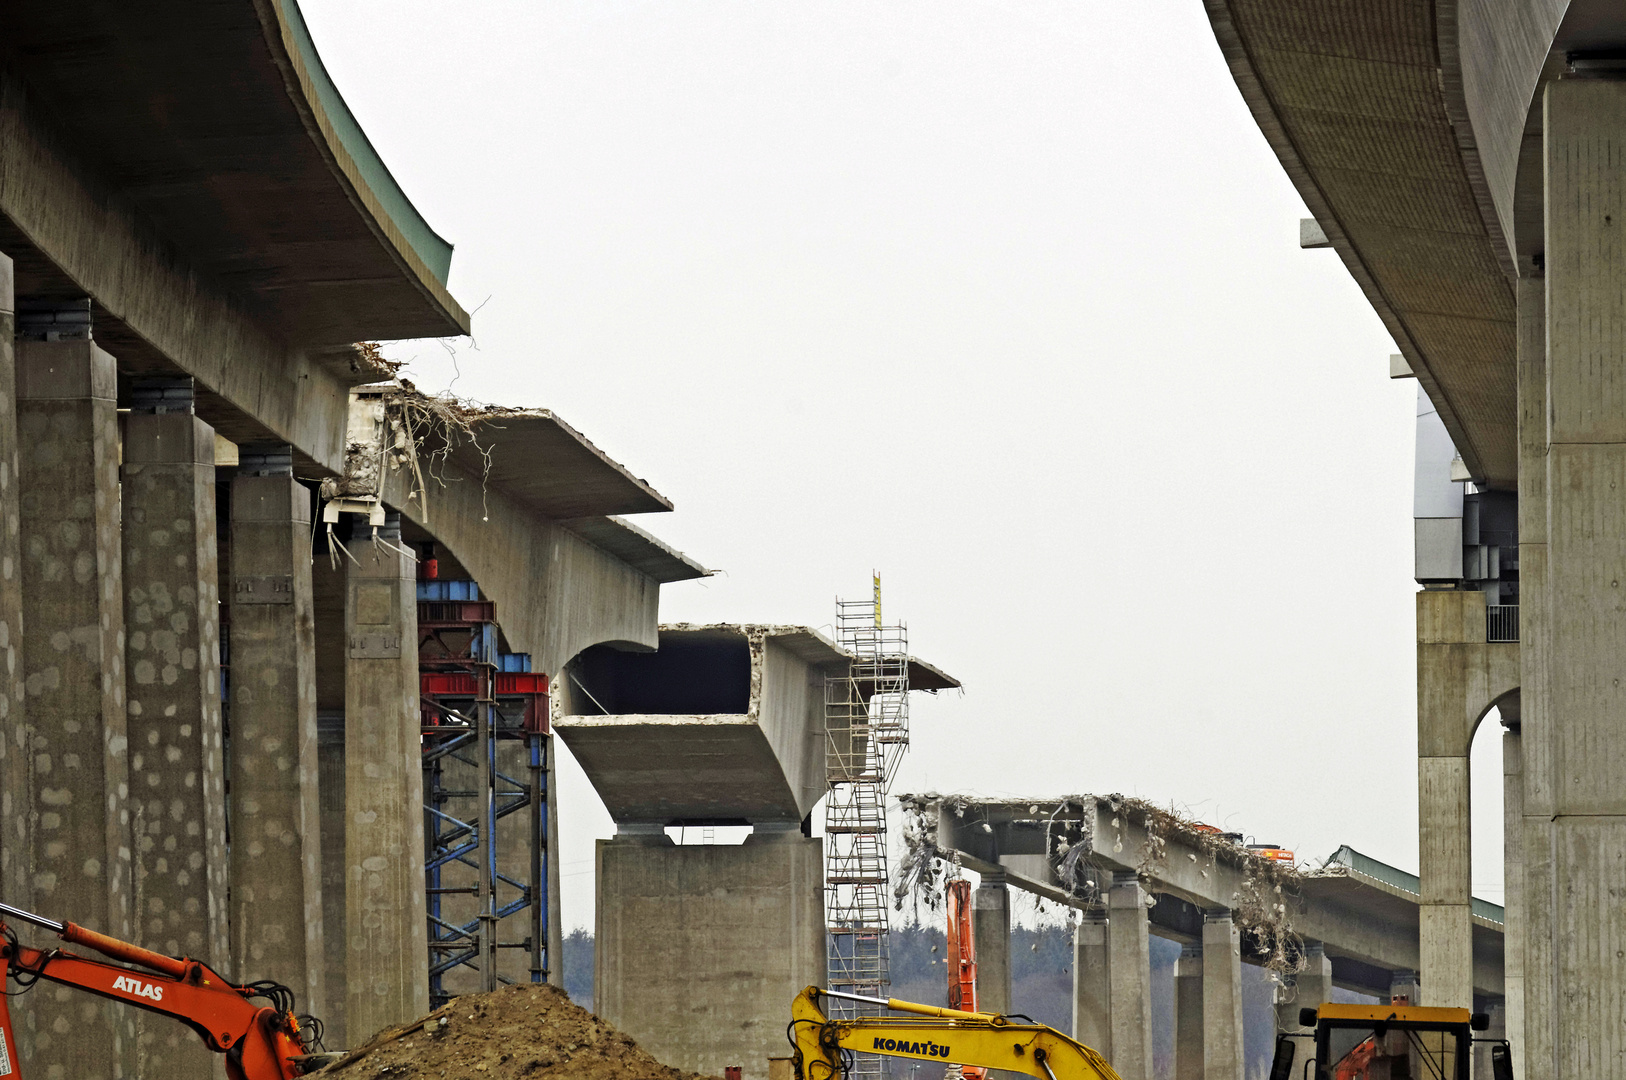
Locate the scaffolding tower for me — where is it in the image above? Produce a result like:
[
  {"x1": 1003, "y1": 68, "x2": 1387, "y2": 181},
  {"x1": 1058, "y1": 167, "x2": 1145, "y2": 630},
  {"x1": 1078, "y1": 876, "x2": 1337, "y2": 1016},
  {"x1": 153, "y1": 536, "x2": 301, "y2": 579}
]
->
[
  {"x1": 825, "y1": 576, "x2": 910, "y2": 1079},
  {"x1": 417, "y1": 579, "x2": 551, "y2": 1006}
]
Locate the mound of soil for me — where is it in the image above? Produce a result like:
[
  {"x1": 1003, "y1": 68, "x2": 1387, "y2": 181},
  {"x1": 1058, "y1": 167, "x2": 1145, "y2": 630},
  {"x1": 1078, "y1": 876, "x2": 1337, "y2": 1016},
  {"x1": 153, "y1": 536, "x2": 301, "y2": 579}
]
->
[{"x1": 312, "y1": 982, "x2": 716, "y2": 1080}]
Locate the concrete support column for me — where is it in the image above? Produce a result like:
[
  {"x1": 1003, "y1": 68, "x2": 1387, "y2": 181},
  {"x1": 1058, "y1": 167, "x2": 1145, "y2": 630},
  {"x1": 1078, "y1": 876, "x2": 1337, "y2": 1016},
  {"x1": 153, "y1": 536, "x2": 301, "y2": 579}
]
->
[
  {"x1": 1502, "y1": 722, "x2": 1524, "y2": 1077},
  {"x1": 1172, "y1": 944, "x2": 1202, "y2": 1080},
  {"x1": 1390, "y1": 969, "x2": 1421, "y2": 1006},
  {"x1": 344, "y1": 511, "x2": 429, "y2": 1038},
  {"x1": 14, "y1": 337, "x2": 134, "y2": 1075},
  {"x1": 121, "y1": 393, "x2": 228, "y2": 1076},
  {"x1": 316, "y1": 710, "x2": 348, "y2": 1049},
  {"x1": 1201, "y1": 910, "x2": 1244, "y2": 1080},
  {"x1": 1416, "y1": 589, "x2": 1516, "y2": 1008},
  {"x1": 1540, "y1": 76, "x2": 1626, "y2": 1075},
  {"x1": 1072, "y1": 912, "x2": 1111, "y2": 1058},
  {"x1": 228, "y1": 448, "x2": 324, "y2": 1021},
  {"x1": 1513, "y1": 266, "x2": 1549, "y2": 1080},
  {"x1": 1276, "y1": 942, "x2": 1332, "y2": 1034},
  {"x1": 971, "y1": 872, "x2": 1011, "y2": 1016},
  {"x1": 0, "y1": 257, "x2": 26, "y2": 916},
  {"x1": 1106, "y1": 872, "x2": 1153, "y2": 1080}
]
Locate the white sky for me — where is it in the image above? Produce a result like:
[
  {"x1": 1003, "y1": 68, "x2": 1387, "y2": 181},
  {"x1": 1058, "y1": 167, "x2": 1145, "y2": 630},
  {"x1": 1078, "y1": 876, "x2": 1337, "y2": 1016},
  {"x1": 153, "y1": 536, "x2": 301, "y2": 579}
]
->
[{"x1": 299, "y1": 0, "x2": 1508, "y2": 929}]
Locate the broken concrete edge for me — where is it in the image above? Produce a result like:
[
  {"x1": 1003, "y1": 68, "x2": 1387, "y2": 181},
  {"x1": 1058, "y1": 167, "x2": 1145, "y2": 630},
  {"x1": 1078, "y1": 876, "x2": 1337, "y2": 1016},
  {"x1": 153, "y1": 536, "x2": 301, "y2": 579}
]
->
[{"x1": 557, "y1": 517, "x2": 710, "y2": 584}]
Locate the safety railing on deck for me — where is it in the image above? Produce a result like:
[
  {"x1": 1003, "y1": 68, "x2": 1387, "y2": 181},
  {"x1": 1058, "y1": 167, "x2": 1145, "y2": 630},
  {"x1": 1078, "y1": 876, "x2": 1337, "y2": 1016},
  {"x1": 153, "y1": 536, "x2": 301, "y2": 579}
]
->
[{"x1": 1487, "y1": 604, "x2": 1520, "y2": 643}]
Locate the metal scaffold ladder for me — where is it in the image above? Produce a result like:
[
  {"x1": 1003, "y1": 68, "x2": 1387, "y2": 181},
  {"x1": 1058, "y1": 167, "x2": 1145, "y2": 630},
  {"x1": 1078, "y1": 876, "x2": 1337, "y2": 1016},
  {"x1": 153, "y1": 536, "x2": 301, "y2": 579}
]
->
[{"x1": 825, "y1": 576, "x2": 910, "y2": 1080}]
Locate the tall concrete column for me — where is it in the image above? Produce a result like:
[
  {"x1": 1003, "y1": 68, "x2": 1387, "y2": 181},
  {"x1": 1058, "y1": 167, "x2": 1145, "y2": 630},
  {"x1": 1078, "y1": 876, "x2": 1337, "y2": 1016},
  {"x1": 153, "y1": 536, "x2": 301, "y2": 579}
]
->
[
  {"x1": 1276, "y1": 942, "x2": 1332, "y2": 1034},
  {"x1": 972, "y1": 872, "x2": 1011, "y2": 1015},
  {"x1": 1201, "y1": 910, "x2": 1244, "y2": 1080},
  {"x1": 121, "y1": 391, "x2": 229, "y2": 1076},
  {"x1": 344, "y1": 511, "x2": 429, "y2": 1039},
  {"x1": 228, "y1": 447, "x2": 324, "y2": 1021},
  {"x1": 1416, "y1": 589, "x2": 1516, "y2": 1008},
  {"x1": 14, "y1": 336, "x2": 135, "y2": 1075},
  {"x1": 1502, "y1": 721, "x2": 1524, "y2": 1077},
  {"x1": 1540, "y1": 76, "x2": 1626, "y2": 1075},
  {"x1": 0, "y1": 257, "x2": 27, "y2": 919},
  {"x1": 1172, "y1": 944, "x2": 1202, "y2": 1080},
  {"x1": 1106, "y1": 872, "x2": 1153, "y2": 1080},
  {"x1": 1072, "y1": 911, "x2": 1111, "y2": 1058}
]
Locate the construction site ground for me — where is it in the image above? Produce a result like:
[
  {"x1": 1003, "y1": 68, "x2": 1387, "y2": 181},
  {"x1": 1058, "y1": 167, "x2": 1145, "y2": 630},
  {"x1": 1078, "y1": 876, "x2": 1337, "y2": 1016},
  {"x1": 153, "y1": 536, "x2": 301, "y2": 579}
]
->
[{"x1": 312, "y1": 983, "x2": 717, "y2": 1080}]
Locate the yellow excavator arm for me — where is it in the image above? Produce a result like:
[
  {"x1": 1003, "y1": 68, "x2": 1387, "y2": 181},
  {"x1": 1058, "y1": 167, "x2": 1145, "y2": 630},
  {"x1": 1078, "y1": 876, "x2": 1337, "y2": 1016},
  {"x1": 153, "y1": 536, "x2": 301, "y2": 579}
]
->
[{"x1": 789, "y1": 986, "x2": 1123, "y2": 1080}]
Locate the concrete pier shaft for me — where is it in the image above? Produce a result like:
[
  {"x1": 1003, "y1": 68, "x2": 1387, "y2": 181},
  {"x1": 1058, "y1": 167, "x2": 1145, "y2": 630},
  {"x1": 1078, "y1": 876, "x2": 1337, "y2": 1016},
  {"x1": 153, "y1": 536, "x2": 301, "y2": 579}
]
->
[
  {"x1": 1072, "y1": 912, "x2": 1111, "y2": 1058},
  {"x1": 1172, "y1": 944, "x2": 1202, "y2": 1080},
  {"x1": 1201, "y1": 910, "x2": 1244, "y2": 1080},
  {"x1": 1106, "y1": 872, "x2": 1153, "y2": 1080},
  {"x1": 0, "y1": 257, "x2": 26, "y2": 916},
  {"x1": 1276, "y1": 942, "x2": 1332, "y2": 1033},
  {"x1": 343, "y1": 512, "x2": 429, "y2": 1041},
  {"x1": 228, "y1": 457, "x2": 325, "y2": 1021},
  {"x1": 972, "y1": 873, "x2": 1011, "y2": 1015},
  {"x1": 1536, "y1": 75, "x2": 1626, "y2": 1075},
  {"x1": 121, "y1": 406, "x2": 229, "y2": 1076},
  {"x1": 14, "y1": 338, "x2": 135, "y2": 1075},
  {"x1": 1502, "y1": 722, "x2": 1524, "y2": 1075}
]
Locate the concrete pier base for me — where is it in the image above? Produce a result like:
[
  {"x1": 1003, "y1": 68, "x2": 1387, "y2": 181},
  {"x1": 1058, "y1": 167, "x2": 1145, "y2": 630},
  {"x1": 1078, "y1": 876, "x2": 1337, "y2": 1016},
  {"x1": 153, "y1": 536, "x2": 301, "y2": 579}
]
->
[
  {"x1": 1072, "y1": 913, "x2": 1111, "y2": 1056},
  {"x1": 595, "y1": 832, "x2": 823, "y2": 1080},
  {"x1": 14, "y1": 338, "x2": 135, "y2": 1076},
  {"x1": 121, "y1": 406, "x2": 228, "y2": 1076},
  {"x1": 228, "y1": 459, "x2": 325, "y2": 1021},
  {"x1": 1106, "y1": 873, "x2": 1153, "y2": 1080},
  {"x1": 344, "y1": 513, "x2": 429, "y2": 1041},
  {"x1": 1202, "y1": 910, "x2": 1244, "y2": 1080},
  {"x1": 972, "y1": 873, "x2": 1012, "y2": 1015},
  {"x1": 1173, "y1": 944, "x2": 1202, "y2": 1080}
]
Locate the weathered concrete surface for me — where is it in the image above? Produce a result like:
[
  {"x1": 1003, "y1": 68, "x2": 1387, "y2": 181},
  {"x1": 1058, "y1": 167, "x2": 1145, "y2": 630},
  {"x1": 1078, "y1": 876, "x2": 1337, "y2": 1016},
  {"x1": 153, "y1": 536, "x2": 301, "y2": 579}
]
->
[
  {"x1": 1107, "y1": 872, "x2": 1153, "y2": 1080},
  {"x1": 558, "y1": 627, "x2": 846, "y2": 823},
  {"x1": 228, "y1": 472, "x2": 325, "y2": 1022},
  {"x1": 595, "y1": 834, "x2": 823, "y2": 1080},
  {"x1": 1173, "y1": 944, "x2": 1201, "y2": 1080},
  {"x1": 121, "y1": 410, "x2": 228, "y2": 1077},
  {"x1": 344, "y1": 518, "x2": 429, "y2": 1041},
  {"x1": 0, "y1": 256, "x2": 25, "y2": 925},
  {"x1": 971, "y1": 875, "x2": 1011, "y2": 1015},
  {"x1": 1502, "y1": 724, "x2": 1524, "y2": 1076},
  {"x1": 1073, "y1": 913, "x2": 1111, "y2": 1058},
  {"x1": 1416, "y1": 588, "x2": 1518, "y2": 1007},
  {"x1": 14, "y1": 339, "x2": 134, "y2": 1075},
  {"x1": 1534, "y1": 77, "x2": 1626, "y2": 1077},
  {"x1": 1201, "y1": 910, "x2": 1244, "y2": 1080},
  {"x1": 316, "y1": 711, "x2": 348, "y2": 1049},
  {"x1": 1277, "y1": 942, "x2": 1332, "y2": 1033}
]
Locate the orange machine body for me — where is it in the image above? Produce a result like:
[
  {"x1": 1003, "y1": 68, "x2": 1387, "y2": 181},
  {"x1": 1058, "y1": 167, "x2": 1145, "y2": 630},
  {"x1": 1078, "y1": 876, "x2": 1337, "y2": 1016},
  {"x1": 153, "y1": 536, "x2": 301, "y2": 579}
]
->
[{"x1": 944, "y1": 880, "x2": 986, "y2": 1080}]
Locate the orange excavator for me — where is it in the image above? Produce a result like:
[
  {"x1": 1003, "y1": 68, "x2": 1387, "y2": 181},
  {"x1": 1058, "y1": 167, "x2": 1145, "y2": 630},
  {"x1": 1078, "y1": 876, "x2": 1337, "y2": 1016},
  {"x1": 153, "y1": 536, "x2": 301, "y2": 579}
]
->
[
  {"x1": 944, "y1": 880, "x2": 985, "y2": 1080},
  {"x1": 0, "y1": 900, "x2": 316, "y2": 1079}
]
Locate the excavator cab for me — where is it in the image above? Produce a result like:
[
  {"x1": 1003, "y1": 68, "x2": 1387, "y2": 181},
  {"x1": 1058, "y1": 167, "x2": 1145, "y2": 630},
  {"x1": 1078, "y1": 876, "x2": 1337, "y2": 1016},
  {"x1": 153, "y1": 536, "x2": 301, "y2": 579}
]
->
[{"x1": 1267, "y1": 1003, "x2": 1510, "y2": 1080}]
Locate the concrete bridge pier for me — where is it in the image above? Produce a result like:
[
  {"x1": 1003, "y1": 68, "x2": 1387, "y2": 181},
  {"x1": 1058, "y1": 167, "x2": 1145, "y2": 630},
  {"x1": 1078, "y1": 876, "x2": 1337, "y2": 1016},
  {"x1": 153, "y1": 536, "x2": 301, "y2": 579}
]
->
[
  {"x1": 1107, "y1": 872, "x2": 1153, "y2": 1080},
  {"x1": 13, "y1": 335, "x2": 136, "y2": 1076},
  {"x1": 228, "y1": 448, "x2": 325, "y2": 1022},
  {"x1": 121, "y1": 387, "x2": 229, "y2": 1077},
  {"x1": 1072, "y1": 912, "x2": 1112, "y2": 1057},
  {"x1": 1201, "y1": 910, "x2": 1244, "y2": 1080},
  {"x1": 343, "y1": 510, "x2": 429, "y2": 1041},
  {"x1": 1172, "y1": 944, "x2": 1201, "y2": 1080},
  {"x1": 1276, "y1": 941, "x2": 1332, "y2": 1033},
  {"x1": 973, "y1": 872, "x2": 1011, "y2": 1014}
]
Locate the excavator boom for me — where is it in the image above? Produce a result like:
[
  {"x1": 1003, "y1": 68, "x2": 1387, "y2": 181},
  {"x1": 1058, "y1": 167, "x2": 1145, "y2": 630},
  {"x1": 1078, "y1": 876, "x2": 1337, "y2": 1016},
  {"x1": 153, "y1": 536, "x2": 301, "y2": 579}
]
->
[
  {"x1": 790, "y1": 986, "x2": 1122, "y2": 1080},
  {"x1": 0, "y1": 902, "x2": 308, "y2": 1079}
]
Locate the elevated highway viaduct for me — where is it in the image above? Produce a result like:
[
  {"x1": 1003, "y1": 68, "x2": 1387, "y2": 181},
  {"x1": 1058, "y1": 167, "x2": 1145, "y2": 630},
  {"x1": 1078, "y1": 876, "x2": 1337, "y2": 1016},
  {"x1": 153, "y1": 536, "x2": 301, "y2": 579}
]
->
[{"x1": 1201, "y1": 1, "x2": 1626, "y2": 1074}]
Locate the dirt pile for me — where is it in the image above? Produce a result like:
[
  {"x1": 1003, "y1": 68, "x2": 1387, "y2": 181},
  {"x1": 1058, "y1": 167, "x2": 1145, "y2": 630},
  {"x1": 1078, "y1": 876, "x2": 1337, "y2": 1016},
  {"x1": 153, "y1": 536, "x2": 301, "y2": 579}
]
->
[{"x1": 311, "y1": 983, "x2": 717, "y2": 1080}]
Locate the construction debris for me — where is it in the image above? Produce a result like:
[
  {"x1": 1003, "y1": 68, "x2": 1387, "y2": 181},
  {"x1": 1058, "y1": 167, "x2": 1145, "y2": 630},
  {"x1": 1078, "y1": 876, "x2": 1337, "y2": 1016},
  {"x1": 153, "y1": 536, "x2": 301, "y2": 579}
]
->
[{"x1": 310, "y1": 983, "x2": 716, "y2": 1080}]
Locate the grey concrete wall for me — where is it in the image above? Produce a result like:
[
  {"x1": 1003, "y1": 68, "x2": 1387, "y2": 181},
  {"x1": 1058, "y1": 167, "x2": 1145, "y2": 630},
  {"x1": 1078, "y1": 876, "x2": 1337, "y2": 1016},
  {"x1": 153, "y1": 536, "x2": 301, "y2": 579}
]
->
[
  {"x1": 316, "y1": 711, "x2": 348, "y2": 1049},
  {"x1": 595, "y1": 834, "x2": 823, "y2": 1080},
  {"x1": 1534, "y1": 76, "x2": 1626, "y2": 1076},
  {"x1": 971, "y1": 875, "x2": 1011, "y2": 1015},
  {"x1": 13, "y1": 339, "x2": 135, "y2": 1075},
  {"x1": 1502, "y1": 725, "x2": 1524, "y2": 1075},
  {"x1": 0, "y1": 256, "x2": 24, "y2": 934},
  {"x1": 228, "y1": 473, "x2": 325, "y2": 1020},
  {"x1": 757, "y1": 636, "x2": 830, "y2": 817},
  {"x1": 1072, "y1": 914, "x2": 1111, "y2": 1058},
  {"x1": 1201, "y1": 911, "x2": 1244, "y2": 1080},
  {"x1": 1172, "y1": 945, "x2": 1201, "y2": 1080},
  {"x1": 1415, "y1": 588, "x2": 1518, "y2": 1007},
  {"x1": 1107, "y1": 873, "x2": 1153, "y2": 1080},
  {"x1": 121, "y1": 410, "x2": 229, "y2": 1077},
  {"x1": 343, "y1": 525, "x2": 429, "y2": 1041},
  {"x1": 1277, "y1": 943, "x2": 1332, "y2": 1033}
]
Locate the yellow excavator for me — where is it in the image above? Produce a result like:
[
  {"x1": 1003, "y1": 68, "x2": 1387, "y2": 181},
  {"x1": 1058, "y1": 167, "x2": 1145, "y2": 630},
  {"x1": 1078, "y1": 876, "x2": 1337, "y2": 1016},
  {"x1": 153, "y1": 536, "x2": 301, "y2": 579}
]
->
[
  {"x1": 788, "y1": 986, "x2": 1123, "y2": 1080},
  {"x1": 1268, "y1": 1003, "x2": 1511, "y2": 1080}
]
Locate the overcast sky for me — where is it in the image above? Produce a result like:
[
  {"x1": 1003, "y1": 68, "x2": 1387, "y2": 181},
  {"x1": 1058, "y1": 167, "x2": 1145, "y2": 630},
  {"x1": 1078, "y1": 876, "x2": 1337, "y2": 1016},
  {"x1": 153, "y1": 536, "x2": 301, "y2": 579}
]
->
[{"x1": 300, "y1": 0, "x2": 1508, "y2": 929}]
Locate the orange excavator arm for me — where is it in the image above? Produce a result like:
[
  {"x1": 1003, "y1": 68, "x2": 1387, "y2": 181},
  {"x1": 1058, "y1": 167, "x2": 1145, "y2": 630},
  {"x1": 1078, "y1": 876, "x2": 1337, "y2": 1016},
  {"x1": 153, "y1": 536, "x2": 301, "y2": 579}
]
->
[
  {"x1": 0, "y1": 901, "x2": 310, "y2": 1080},
  {"x1": 945, "y1": 880, "x2": 986, "y2": 1080}
]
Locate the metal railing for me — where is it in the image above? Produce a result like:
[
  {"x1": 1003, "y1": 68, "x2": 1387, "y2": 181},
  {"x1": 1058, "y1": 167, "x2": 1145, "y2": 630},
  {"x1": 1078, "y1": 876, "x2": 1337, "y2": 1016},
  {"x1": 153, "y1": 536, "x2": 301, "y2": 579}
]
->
[{"x1": 1487, "y1": 604, "x2": 1520, "y2": 643}]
